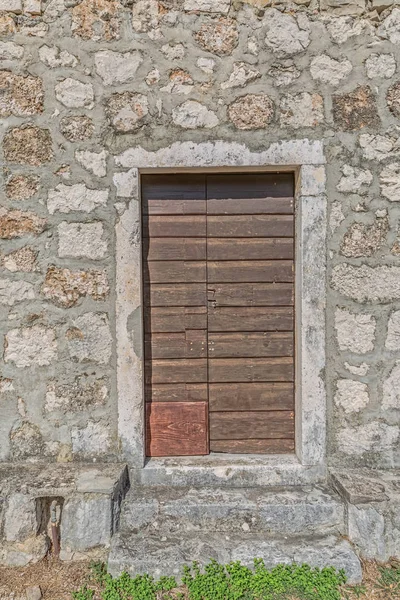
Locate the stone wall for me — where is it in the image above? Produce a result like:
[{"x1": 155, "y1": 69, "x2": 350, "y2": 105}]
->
[{"x1": 0, "y1": 0, "x2": 400, "y2": 469}]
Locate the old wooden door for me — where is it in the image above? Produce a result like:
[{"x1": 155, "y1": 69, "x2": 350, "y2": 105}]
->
[{"x1": 143, "y1": 173, "x2": 295, "y2": 457}]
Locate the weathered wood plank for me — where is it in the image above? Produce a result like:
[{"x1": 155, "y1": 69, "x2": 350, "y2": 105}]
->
[
  {"x1": 208, "y1": 283, "x2": 294, "y2": 307},
  {"x1": 209, "y1": 410, "x2": 294, "y2": 440},
  {"x1": 145, "y1": 283, "x2": 206, "y2": 307},
  {"x1": 145, "y1": 358, "x2": 208, "y2": 384},
  {"x1": 209, "y1": 382, "x2": 294, "y2": 411},
  {"x1": 146, "y1": 401, "x2": 208, "y2": 456},
  {"x1": 144, "y1": 199, "x2": 206, "y2": 215},
  {"x1": 144, "y1": 238, "x2": 206, "y2": 261},
  {"x1": 143, "y1": 215, "x2": 206, "y2": 237},
  {"x1": 145, "y1": 261, "x2": 206, "y2": 283},
  {"x1": 208, "y1": 260, "x2": 293, "y2": 283},
  {"x1": 210, "y1": 438, "x2": 295, "y2": 453},
  {"x1": 146, "y1": 383, "x2": 208, "y2": 403},
  {"x1": 206, "y1": 173, "x2": 294, "y2": 199},
  {"x1": 207, "y1": 197, "x2": 294, "y2": 215},
  {"x1": 207, "y1": 238, "x2": 294, "y2": 261},
  {"x1": 208, "y1": 307, "x2": 294, "y2": 332},
  {"x1": 142, "y1": 174, "x2": 206, "y2": 201},
  {"x1": 208, "y1": 357, "x2": 294, "y2": 382},
  {"x1": 208, "y1": 332, "x2": 293, "y2": 358},
  {"x1": 207, "y1": 215, "x2": 293, "y2": 238},
  {"x1": 145, "y1": 330, "x2": 207, "y2": 359},
  {"x1": 145, "y1": 306, "x2": 207, "y2": 332}
]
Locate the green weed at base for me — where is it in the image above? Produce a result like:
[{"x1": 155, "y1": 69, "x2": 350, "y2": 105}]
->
[{"x1": 72, "y1": 559, "x2": 347, "y2": 600}]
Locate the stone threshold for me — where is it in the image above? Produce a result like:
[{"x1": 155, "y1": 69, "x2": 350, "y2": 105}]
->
[{"x1": 132, "y1": 454, "x2": 327, "y2": 487}]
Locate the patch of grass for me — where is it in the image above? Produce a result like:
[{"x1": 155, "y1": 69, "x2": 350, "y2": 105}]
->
[
  {"x1": 72, "y1": 559, "x2": 347, "y2": 600},
  {"x1": 375, "y1": 564, "x2": 400, "y2": 598}
]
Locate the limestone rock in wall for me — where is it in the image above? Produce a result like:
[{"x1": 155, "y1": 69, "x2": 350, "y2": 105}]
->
[
  {"x1": 59, "y1": 115, "x2": 94, "y2": 142},
  {"x1": 94, "y1": 50, "x2": 142, "y2": 86},
  {"x1": 132, "y1": 0, "x2": 160, "y2": 35},
  {"x1": 382, "y1": 361, "x2": 400, "y2": 409},
  {"x1": 3, "y1": 126, "x2": 52, "y2": 165},
  {"x1": 161, "y1": 43, "x2": 185, "y2": 60},
  {"x1": 1, "y1": 247, "x2": 38, "y2": 272},
  {"x1": 0, "y1": 208, "x2": 46, "y2": 239},
  {"x1": 335, "y1": 307, "x2": 376, "y2": 353},
  {"x1": 330, "y1": 201, "x2": 345, "y2": 232},
  {"x1": 385, "y1": 311, "x2": 400, "y2": 350},
  {"x1": 172, "y1": 100, "x2": 219, "y2": 129},
  {"x1": 0, "y1": 279, "x2": 35, "y2": 306},
  {"x1": 0, "y1": 72, "x2": 43, "y2": 117},
  {"x1": 325, "y1": 15, "x2": 370, "y2": 44},
  {"x1": 106, "y1": 92, "x2": 149, "y2": 133},
  {"x1": 380, "y1": 163, "x2": 400, "y2": 201},
  {"x1": 340, "y1": 216, "x2": 388, "y2": 257},
  {"x1": 55, "y1": 78, "x2": 94, "y2": 109},
  {"x1": 338, "y1": 422, "x2": 399, "y2": 456},
  {"x1": 320, "y1": 0, "x2": 366, "y2": 16},
  {"x1": 48, "y1": 183, "x2": 108, "y2": 214},
  {"x1": 264, "y1": 10, "x2": 310, "y2": 58},
  {"x1": 365, "y1": 53, "x2": 396, "y2": 79},
  {"x1": 184, "y1": 0, "x2": 231, "y2": 13},
  {"x1": 9, "y1": 422, "x2": 45, "y2": 460},
  {"x1": 0, "y1": 0, "x2": 23, "y2": 12},
  {"x1": 6, "y1": 175, "x2": 39, "y2": 200},
  {"x1": 66, "y1": 312, "x2": 112, "y2": 364},
  {"x1": 333, "y1": 86, "x2": 379, "y2": 131},
  {"x1": 360, "y1": 133, "x2": 400, "y2": 162},
  {"x1": 71, "y1": 0, "x2": 121, "y2": 41},
  {"x1": 0, "y1": 41, "x2": 24, "y2": 60},
  {"x1": 5, "y1": 326, "x2": 57, "y2": 367},
  {"x1": 45, "y1": 376, "x2": 108, "y2": 413},
  {"x1": 58, "y1": 222, "x2": 107, "y2": 259},
  {"x1": 38, "y1": 44, "x2": 78, "y2": 68},
  {"x1": 221, "y1": 62, "x2": 261, "y2": 89},
  {"x1": 71, "y1": 420, "x2": 112, "y2": 457},
  {"x1": 75, "y1": 150, "x2": 108, "y2": 178},
  {"x1": 378, "y1": 7, "x2": 400, "y2": 44},
  {"x1": 280, "y1": 92, "x2": 323, "y2": 129},
  {"x1": 331, "y1": 264, "x2": 400, "y2": 303},
  {"x1": 335, "y1": 379, "x2": 369, "y2": 413},
  {"x1": 228, "y1": 94, "x2": 274, "y2": 130},
  {"x1": 268, "y1": 62, "x2": 300, "y2": 87},
  {"x1": 4, "y1": 494, "x2": 36, "y2": 543},
  {"x1": 42, "y1": 266, "x2": 109, "y2": 308},
  {"x1": 310, "y1": 54, "x2": 352, "y2": 86},
  {"x1": 113, "y1": 168, "x2": 138, "y2": 198},
  {"x1": 337, "y1": 165, "x2": 373, "y2": 194},
  {"x1": 387, "y1": 81, "x2": 400, "y2": 118},
  {"x1": 195, "y1": 17, "x2": 238, "y2": 56}
]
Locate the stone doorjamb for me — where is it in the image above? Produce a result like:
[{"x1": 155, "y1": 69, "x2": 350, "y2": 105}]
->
[{"x1": 114, "y1": 139, "x2": 327, "y2": 476}]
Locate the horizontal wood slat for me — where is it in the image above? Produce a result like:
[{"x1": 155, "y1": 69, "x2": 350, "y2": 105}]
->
[
  {"x1": 146, "y1": 383, "x2": 208, "y2": 403},
  {"x1": 207, "y1": 197, "x2": 294, "y2": 215},
  {"x1": 145, "y1": 284, "x2": 206, "y2": 307},
  {"x1": 142, "y1": 174, "x2": 206, "y2": 201},
  {"x1": 206, "y1": 173, "x2": 294, "y2": 199},
  {"x1": 207, "y1": 283, "x2": 294, "y2": 307},
  {"x1": 209, "y1": 382, "x2": 294, "y2": 412},
  {"x1": 210, "y1": 439, "x2": 295, "y2": 453},
  {"x1": 145, "y1": 307, "x2": 207, "y2": 332},
  {"x1": 145, "y1": 261, "x2": 206, "y2": 283},
  {"x1": 208, "y1": 307, "x2": 294, "y2": 332},
  {"x1": 146, "y1": 401, "x2": 208, "y2": 456},
  {"x1": 144, "y1": 199, "x2": 206, "y2": 215},
  {"x1": 143, "y1": 215, "x2": 206, "y2": 237},
  {"x1": 145, "y1": 331, "x2": 207, "y2": 359},
  {"x1": 207, "y1": 238, "x2": 294, "y2": 261},
  {"x1": 208, "y1": 357, "x2": 294, "y2": 383},
  {"x1": 146, "y1": 359, "x2": 208, "y2": 384},
  {"x1": 208, "y1": 261, "x2": 293, "y2": 283},
  {"x1": 208, "y1": 215, "x2": 293, "y2": 238},
  {"x1": 210, "y1": 410, "x2": 294, "y2": 440},
  {"x1": 208, "y1": 332, "x2": 293, "y2": 358},
  {"x1": 144, "y1": 238, "x2": 206, "y2": 261}
]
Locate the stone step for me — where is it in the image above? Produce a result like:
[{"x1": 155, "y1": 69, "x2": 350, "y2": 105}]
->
[
  {"x1": 108, "y1": 531, "x2": 362, "y2": 584},
  {"x1": 119, "y1": 485, "x2": 345, "y2": 536}
]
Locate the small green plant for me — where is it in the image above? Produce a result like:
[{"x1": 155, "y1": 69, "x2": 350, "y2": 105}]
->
[
  {"x1": 71, "y1": 585, "x2": 95, "y2": 600},
  {"x1": 90, "y1": 561, "x2": 109, "y2": 585},
  {"x1": 375, "y1": 564, "x2": 400, "y2": 597}
]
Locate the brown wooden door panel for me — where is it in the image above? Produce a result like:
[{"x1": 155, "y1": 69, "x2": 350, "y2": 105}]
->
[
  {"x1": 208, "y1": 307, "x2": 294, "y2": 332},
  {"x1": 210, "y1": 439, "x2": 295, "y2": 453},
  {"x1": 143, "y1": 215, "x2": 206, "y2": 237},
  {"x1": 208, "y1": 283, "x2": 294, "y2": 307},
  {"x1": 146, "y1": 401, "x2": 208, "y2": 456},
  {"x1": 144, "y1": 199, "x2": 206, "y2": 215},
  {"x1": 206, "y1": 173, "x2": 294, "y2": 199},
  {"x1": 210, "y1": 410, "x2": 294, "y2": 440},
  {"x1": 208, "y1": 332, "x2": 293, "y2": 358},
  {"x1": 208, "y1": 261, "x2": 293, "y2": 283},
  {"x1": 146, "y1": 383, "x2": 208, "y2": 403},
  {"x1": 145, "y1": 331, "x2": 207, "y2": 359},
  {"x1": 208, "y1": 357, "x2": 294, "y2": 383},
  {"x1": 146, "y1": 359, "x2": 208, "y2": 384},
  {"x1": 207, "y1": 215, "x2": 293, "y2": 238},
  {"x1": 144, "y1": 238, "x2": 207, "y2": 261},
  {"x1": 145, "y1": 284, "x2": 207, "y2": 307},
  {"x1": 209, "y1": 382, "x2": 294, "y2": 411},
  {"x1": 145, "y1": 261, "x2": 206, "y2": 283},
  {"x1": 145, "y1": 306, "x2": 207, "y2": 332},
  {"x1": 207, "y1": 239, "x2": 294, "y2": 261},
  {"x1": 207, "y1": 197, "x2": 294, "y2": 215}
]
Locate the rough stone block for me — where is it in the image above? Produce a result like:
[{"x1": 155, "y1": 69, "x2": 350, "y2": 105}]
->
[
  {"x1": 59, "y1": 116, "x2": 94, "y2": 142},
  {"x1": 228, "y1": 95, "x2": 274, "y2": 130},
  {"x1": 75, "y1": 150, "x2": 108, "y2": 178},
  {"x1": 60, "y1": 495, "x2": 112, "y2": 552},
  {"x1": 366, "y1": 53, "x2": 396, "y2": 79},
  {"x1": 331, "y1": 264, "x2": 400, "y2": 303},
  {"x1": 383, "y1": 361, "x2": 400, "y2": 409},
  {"x1": 42, "y1": 266, "x2": 109, "y2": 308},
  {"x1": 58, "y1": 222, "x2": 107, "y2": 259},
  {"x1": 66, "y1": 312, "x2": 112, "y2": 364},
  {"x1": 6, "y1": 175, "x2": 39, "y2": 200},
  {"x1": 172, "y1": 101, "x2": 219, "y2": 129},
  {"x1": 71, "y1": 421, "x2": 112, "y2": 457},
  {"x1": 106, "y1": 92, "x2": 148, "y2": 133},
  {"x1": 4, "y1": 493, "x2": 36, "y2": 543},
  {"x1": 264, "y1": 10, "x2": 310, "y2": 57},
  {"x1": 333, "y1": 86, "x2": 379, "y2": 131},
  {"x1": 0, "y1": 72, "x2": 43, "y2": 117},
  {"x1": 3, "y1": 127, "x2": 52, "y2": 166},
  {"x1": 48, "y1": 183, "x2": 108, "y2": 215},
  {"x1": 94, "y1": 50, "x2": 142, "y2": 86},
  {"x1": 55, "y1": 78, "x2": 94, "y2": 109},
  {"x1": 0, "y1": 209, "x2": 46, "y2": 239},
  {"x1": 0, "y1": 0, "x2": 22, "y2": 12},
  {"x1": 45, "y1": 376, "x2": 108, "y2": 413},
  {"x1": 195, "y1": 17, "x2": 238, "y2": 56},
  {"x1": 280, "y1": 93, "x2": 323, "y2": 129},
  {"x1": 38, "y1": 45, "x2": 77, "y2": 68},
  {"x1": 310, "y1": 55, "x2": 352, "y2": 85},
  {"x1": 71, "y1": 0, "x2": 121, "y2": 41},
  {"x1": 348, "y1": 505, "x2": 386, "y2": 559},
  {"x1": 0, "y1": 279, "x2": 35, "y2": 306},
  {"x1": 335, "y1": 379, "x2": 369, "y2": 414},
  {"x1": 5, "y1": 326, "x2": 57, "y2": 368}
]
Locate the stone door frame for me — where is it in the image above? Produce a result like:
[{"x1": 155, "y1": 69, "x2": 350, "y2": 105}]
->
[{"x1": 114, "y1": 139, "x2": 327, "y2": 481}]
